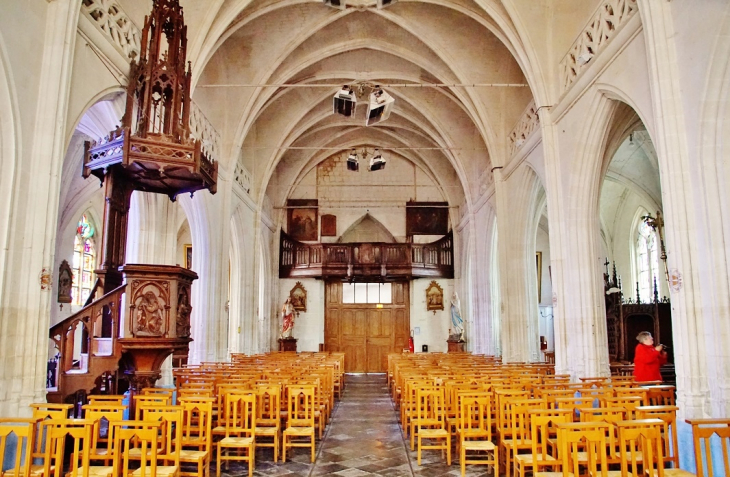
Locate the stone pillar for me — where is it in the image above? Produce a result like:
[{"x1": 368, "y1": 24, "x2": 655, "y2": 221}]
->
[
  {"x1": 541, "y1": 106, "x2": 611, "y2": 380},
  {"x1": 637, "y1": 0, "x2": 711, "y2": 418},
  {"x1": 0, "y1": 0, "x2": 80, "y2": 416},
  {"x1": 180, "y1": 172, "x2": 233, "y2": 364},
  {"x1": 494, "y1": 166, "x2": 541, "y2": 363}
]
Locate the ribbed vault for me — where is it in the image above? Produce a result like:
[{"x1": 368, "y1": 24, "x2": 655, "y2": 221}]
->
[{"x1": 183, "y1": 0, "x2": 535, "y2": 214}]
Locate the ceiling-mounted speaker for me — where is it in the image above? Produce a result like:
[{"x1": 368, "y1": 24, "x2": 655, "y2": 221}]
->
[
  {"x1": 366, "y1": 87, "x2": 394, "y2": 126},
  {"x1": 323, "y1": 0, "x2": 346, "y2": 10},
  {"x1": 333, "y1": 86, "x2": 357, "y2": 117},
  {"x1": 347, "y1": 149, "x2": 359, "y2": 171},
  {"x1": 377, "y1": 0, "x2": 396, "y2": 8},
  {"x1": 368, "y1": 149, "x2": 386, "y2": 171}
]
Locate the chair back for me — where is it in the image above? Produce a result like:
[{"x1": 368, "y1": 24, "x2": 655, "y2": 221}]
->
[
  {"x1": 179, "y1": 398, "x2": 213, "y2": 451},
  {"x1": 287, "y1": 386, "x2": 315, "y2": 428},
  {"x1": 416, "y1": 388, "x2": 446, "y2": 430},
  {"x1": 686, "y1": 418, "x2": 730, "y2": 477},
  {"x1": 556, "y1": 422, "x2": 609, "y2": 477},
  {"x1": 459, "y1": 393, "x2": 492, "y2": 440},
  {"x1": 528, "y1": 409, "x2": 572, "y2": 462},
  {"x1": 138, "y1": 404, "x2": 183, "y2": 465},
  {"x1": 42, "y1": 419, "x2": 94, "y2": 477},
  {"x1": 0, "y1": 418, "x2": 36, "y2": 477},
  {"x1": 133, "y1": 395, "x2": 171, "y2": 419},
  {"x1": 111, "y1": 421, "x2": 162, "y2": 477},
  {"x1": 224, "y1": 392, "x2": 257, "y2": 438},
  {"x1": 616, "y1": 419, "x2": 665, "y2": 477},
  {"x1": 636, "y1": 405, "x2": 679, "y2": 468},
  {"x1": 255, "y1": 385, "x2": 281, "y2": 426},
  {"x1": 81, "y1": 404, "x2": 126, "y2": 460}
]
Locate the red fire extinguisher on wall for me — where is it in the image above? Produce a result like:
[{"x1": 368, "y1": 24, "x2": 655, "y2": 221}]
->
[{"x1": 409, "y1": 329, "x2": 415, "y2": 353}]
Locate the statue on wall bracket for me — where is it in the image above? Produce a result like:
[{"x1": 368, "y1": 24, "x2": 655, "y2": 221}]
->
[
  {"x1": 449, "y1": 292, "x2": 465, "y2": 342},
  {"x1": 425, "y1": 280, "x2": 444, "y2": 314},
  {"x1": 58, "y1": 260, "x2": 73, "y2": 309}
]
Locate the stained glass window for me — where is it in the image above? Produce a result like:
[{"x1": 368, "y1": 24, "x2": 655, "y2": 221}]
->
[
  {"x1": 72, "y1": 214, "x2": 96, "y2": 306},
  {"x1": 636, "y1": 219, "x2": 659, "y2": 303}
]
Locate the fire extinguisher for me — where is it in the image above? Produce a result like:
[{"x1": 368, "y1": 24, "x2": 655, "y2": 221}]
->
[{"x1": 409, "y1": 329, "x2": 415, "y2": 353}]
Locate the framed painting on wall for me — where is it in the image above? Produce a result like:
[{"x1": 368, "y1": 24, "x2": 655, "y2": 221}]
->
[
  {"x1": 406, "y1": 201, "x2": 449, "y2": 235},
  {"x1": 321, "y1": 214, "x2": 337, "y2": 237},
  {"x1": 184, "y1": 244, "x2": 192, "y2": 270},
  {"x1": 287, "y1": 199, "x2": 318, "y2": 241}
]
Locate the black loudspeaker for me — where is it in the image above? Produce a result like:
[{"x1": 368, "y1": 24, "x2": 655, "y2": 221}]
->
[{"x1": 422, "y1": 344, "x2": 428, "y2": 352}]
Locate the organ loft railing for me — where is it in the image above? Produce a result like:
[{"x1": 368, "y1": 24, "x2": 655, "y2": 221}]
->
[
  {"x1": 49, "y1": 0, "x2": 217, "y2": 409},
  {"x1": 279, "y1": 231, "x2": 454, "y2": 280}
]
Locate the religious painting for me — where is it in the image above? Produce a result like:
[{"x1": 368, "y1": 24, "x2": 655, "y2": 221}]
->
[
  {"x1": 58, "y1": 260, "x2": 73, "y2": 304},
  {"x1": 184, "y1": 245, "x2": 192, "y2": 270},
  {"x1": 536, "y1": 251, "x2": 543, "y2": 303},
  {"x1": 406, "y1": 201, "x2": 449, "y2": 235},
  {"x1": 321, "y1": 214, "x2": 337, "y2": 237},
  {"x1": 425, "y1": 280, "x2": 444, "y2": 312},
  {"x1": 287, "y1": 199, "x2": 318, "y2": 241},
  {"x1": 289, "y1": 281, "x2": 307, "y2": 312}
]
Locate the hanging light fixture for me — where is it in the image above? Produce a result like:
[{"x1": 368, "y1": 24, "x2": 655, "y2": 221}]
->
[
  {"x1": 347, "y1": 149, "x2": 359, "y2": 171},
  {"x1": 368, "y1": 148, "x2": 386, "y2": 171}
]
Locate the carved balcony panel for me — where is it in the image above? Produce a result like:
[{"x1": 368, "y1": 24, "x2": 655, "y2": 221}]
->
[
  {"x1": 84, "y1": 127, "x2": 218, "y2": 198},
  {"x1": 279, "y1": 231, "x2": 454, "y2": 280}
]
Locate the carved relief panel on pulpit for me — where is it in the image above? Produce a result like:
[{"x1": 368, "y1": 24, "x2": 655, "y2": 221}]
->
[{"x1": 130, "y1": 281, "x2": 169, "y2": 337}]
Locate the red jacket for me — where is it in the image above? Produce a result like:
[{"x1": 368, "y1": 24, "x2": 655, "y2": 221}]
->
[{"x1": 633, "y1": 343, "x2": 668, "y2": 382}]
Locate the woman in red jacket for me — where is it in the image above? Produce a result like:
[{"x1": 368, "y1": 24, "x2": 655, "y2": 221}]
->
[{"x1": 633, "y1": 331, "x2": 668, "y2": 382}]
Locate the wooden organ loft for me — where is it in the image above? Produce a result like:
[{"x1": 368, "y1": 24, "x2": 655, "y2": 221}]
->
[
  {"x1": 603, "y1": 262, "x2": 675, "y2": 383},
  {"x1": 47, "y1": 0, "x2": 217, "y2": 405}
]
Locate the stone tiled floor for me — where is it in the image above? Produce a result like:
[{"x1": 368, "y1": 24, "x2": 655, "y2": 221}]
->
[{"x1": 216, "y1": 374, "x2": 494, "y2": 476}]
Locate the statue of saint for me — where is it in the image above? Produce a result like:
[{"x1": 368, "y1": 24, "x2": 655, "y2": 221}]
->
[
  {"x1": 280, "y1": 297, "x2": 295, "y2": 339},
  {"x1": 450, "y1": 292, "x2": 464, "y2": 341}
]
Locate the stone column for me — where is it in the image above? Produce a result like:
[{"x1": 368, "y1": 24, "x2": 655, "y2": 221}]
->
[
  {"x1": 0, "y1": 0, "x2": 80, "y2": 416},
  {"x1": 180, "y1": 172, "x2": 233, "y2": 364},
  {"x1": 637, "y1": 0, "x2": 711, "y2": 418},
  {"x1": 494, "y1": 166, "x2": 541, "y2": 363}
]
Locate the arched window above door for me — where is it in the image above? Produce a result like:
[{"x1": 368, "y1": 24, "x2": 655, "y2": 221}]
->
[{"x1": 634, "y1": 210, "x2": 659, "y2": 303}]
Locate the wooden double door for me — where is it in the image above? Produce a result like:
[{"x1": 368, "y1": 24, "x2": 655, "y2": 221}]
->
[{"x1": 324, "y1": 281, "x2": 410, "y2": 373}]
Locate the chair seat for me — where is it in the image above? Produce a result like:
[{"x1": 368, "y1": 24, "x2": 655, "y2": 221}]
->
[
  {"x1": 536, "y1": 472, "x2": 574, "y2": 477},
  {"x1": 515, "y1": 454, "x2": 556, "y2": 464},
  {"x1": 179, "y1": 450, "x2": 207, "y2": 460},
  {"x1": 3, "y1": 465, "x2": 49, "y2": 477},
  {"x1": 131, "y1": 466, "x2": 178, "y2": 477},
  {"x1": 67, "y1": 466, "x2": 114, "y2": 477},
  {"x1": 284, "y1": 426, "x2": 314, "y2": 436},
  {"x1": 502, "y1": 438, "x2": 533, "y2": 446},
  {"x1": 462, "y1": 440, "x2": 496, "y2": 451},
  {"x1": 420, "y1": 428, "x2": 449, "y2": 438},
  {"x1": 256, "y1": 426, "x2": 279, "y2": 435},
  {"x1": 608, "y1": 471, "x2": 633, "y2": 477},
  {"x1": 653, "y1": 470, "x2": 696, "y2": 477},
  {"x1": 220, "y1": 436, "x2": 254, "y2": 446}
]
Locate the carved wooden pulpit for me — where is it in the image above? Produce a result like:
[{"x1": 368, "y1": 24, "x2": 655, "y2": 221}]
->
[{"x1": 49, "y1": 0, "x2": 217, "y2": 406}]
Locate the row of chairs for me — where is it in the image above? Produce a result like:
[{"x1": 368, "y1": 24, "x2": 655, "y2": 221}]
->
[
  {"x1": 3, "y1": 352, "x2": 345, "y2": 477},
  {"x1": 387, "y1": 352, "x2": 697, "y2": 477}
]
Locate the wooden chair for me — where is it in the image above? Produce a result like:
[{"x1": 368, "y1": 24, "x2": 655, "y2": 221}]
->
[
  {"x1": 614, "y1": 419, "x2": 666, "y2": 477},
  {"x1": 178, "y1": 398, "x2": 214, "y2": 477},
  {"x1": 28, "y1": 403, "x2": 74, "y2": 468},
  {"x1": 636, "y1": 405, "x2": 680, "y2": 469},
  {"x1": 416, "y1": 387, "x2": 451, "y2": 466},
  {"x1": 458, "y1": 393, "x2": 496, "y2": 477},
  {"x1": 502, "y1": 398, "x2": 547, "y2": 477},
  {"x1": 42, "y1": 419, "x2": 114, "y2": 477},
  {"x1": 514, "y1": 409, "x2": 571, "y2": 477},
  {"x1": 111, "y1": 420, "x2": 178, "y2": 477},
  {"x1": 282, "y1": 386, "x2": 316, "y2": 463},
  {"x1": 678, "y1": 418, "x2": 730, "y2": 477},
  {"x1": 217, "y1": 393, "x2": 256, "y2": 477},
  {"x1": 603, "y1": 396, "x2": 643, "y2": 419},
  {"x1": 254, "y1": 385, "x2": 281, "y2": 462},
  {"x1": 81, "y1": 404, "x2": 126, "y2": 466},
  {"x1": 0, "y1": 418, "x2": 38, "y2": 477},
  {"x1": 536, "y1": 422, "x2": 609, "y2": 477}
]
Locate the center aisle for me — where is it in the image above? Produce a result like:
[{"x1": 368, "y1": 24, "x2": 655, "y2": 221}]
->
[{"x1": 311, "y1": 373, "x2": 413, "y2": 476}]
